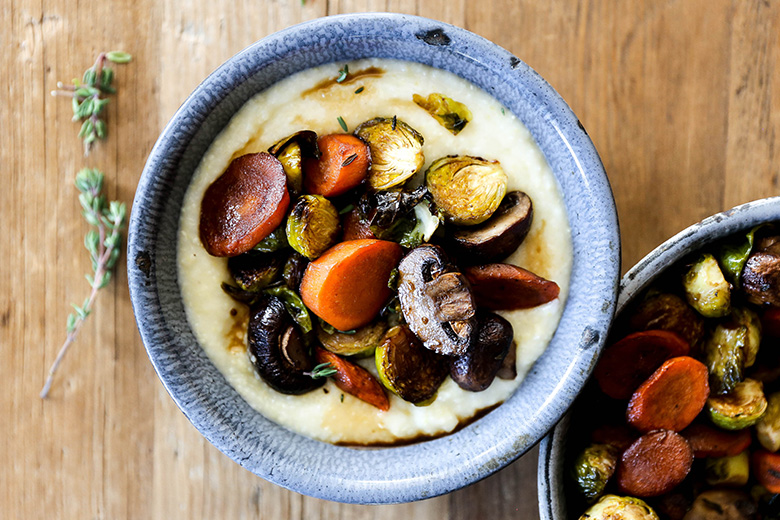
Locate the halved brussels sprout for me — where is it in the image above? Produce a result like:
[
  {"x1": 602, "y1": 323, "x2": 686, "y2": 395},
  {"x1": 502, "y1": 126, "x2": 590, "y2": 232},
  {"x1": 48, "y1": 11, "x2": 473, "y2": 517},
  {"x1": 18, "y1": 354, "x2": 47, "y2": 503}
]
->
[
  {"x1": 426, "y1": 155, "x2": 508, "y2": 225},
  {"x1": 283, "y1": 250, "x2": 308, "y2": 291},
  {"x1": 412, "y1": 93, "x2": 472, "y2": 135},
  {"x1": 375, "y1": 324, "x2": 448, "y2": 405},
  {"x1": 267, "y1": 130, "x2": 319, "y2": 197},
  {"x1": 705, "y1": 451, "x2": 750, "y2": 487},
  {"x1": 354, "y1": 117, "x2": 424, "y2": 190},
  {"x1": 705, "y1": 323, "x2": 747, "y2": 395},
  {"x1": 628, "y1": 292, "x2": 705, "y2": 353},
  {"x1": 580, "y1": 495, "x2": 659, "y2": 520},
  {"x1": 732, "y1": 307, "x2": 762, "y2": 367},
  {"x1": 683, "y1": 254, "x2": 731, "y2": 318},
  {"x1": 286, "y1": 195, "x2": 341, "y2": 259},
  {"x1": 707, "y1": 378, "x2": 767, "y2": 429},
  {"x1": 252, "y1": 224, "x2": 288, "y2": 253},
  {"x1": 227, "y1": 251, "x2": 284, "y2": 292},
  {"x1": 719, "y1": 225, "x2": 761, "y2": 285},
  {"x1": 317, "y1": 320, "x2": 387, "y2": 357},
  {"x1": 757, "y1": 391, "x2": 780, "y2": 452},
  {"x1": 571, "y1": 443, "x2": 619, "y2": 503}
]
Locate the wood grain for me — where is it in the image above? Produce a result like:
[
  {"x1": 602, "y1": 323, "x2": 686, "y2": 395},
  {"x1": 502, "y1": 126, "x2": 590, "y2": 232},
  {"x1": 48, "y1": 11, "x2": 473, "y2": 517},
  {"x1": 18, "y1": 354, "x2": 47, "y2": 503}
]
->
[{"x1": 2, "y1": 0, "x2": 779, "y2": 518}]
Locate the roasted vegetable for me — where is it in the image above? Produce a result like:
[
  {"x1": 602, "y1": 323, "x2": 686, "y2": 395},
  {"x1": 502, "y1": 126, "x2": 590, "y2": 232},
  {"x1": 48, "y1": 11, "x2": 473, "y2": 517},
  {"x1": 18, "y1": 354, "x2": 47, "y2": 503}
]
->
[
  {"x1": 464, "y1": 263, "x2": 560, "y2": 310},
  {"x1": 358, "y1": 186, "x2": 428, "y2": 229},
  {"x1": 282, "y1": 251, "x2": 308, "y2": 291},
  {"x1": 375, "y1": 325, "x2": 448, "y2": 405},
  {"x1": 705, "y1": 451, "x2": 750, "y2": 487},
  {"x1": 707, "y1": 378, "x2": 768, "y2": 430},
  {"x1": 299, "y1": 239, "x2": 403, "y2": 331},
  {"x1": 450, "y1": 312, "x2": 513, "y2": 392},
  {"x1": 354, "y1": 117, "x2": 424, "y2": 190},
  {"x1": 200, "y1": 152, "x2": 290, "y2": 257},
  {"x1": 753, "y1": 450, "x2": 780, "y2": 493},
  {"x1": 681, "y1": 423, "x2": 752, "y2": 458},
  {"x1": 705, "y1": 323, "x2": 747, "y2": 395},
  {"x1": 683, "y1": 254, "x2": 731, "y2": 318},
  {"x1": 757, "y1": 391, "x2": 780, "y2": 452},
  {"x1": 412, "y1": 92, "x2": 472, "y2": 135},
  {"x1": 314, "y1": 347, "x2": 389, "y2": 411},
  {"x1": 227, "y1": 251, "x2": 284, "y2": 291},
  {"x1": 683, "y1": 489, "x2": 757, "y2": 520},
  {"x1": 579, "y1": 494, "x2": 660, "y2": 520},
  {"x1": 571, "y1": 443, "x2": 620, "y2": 503},
  {"x1": 252, "y1": 224, "x2": 288, "y2": 253},
  {"x1": 286, "y1": 195, "x2": 341, "y2": 259},
  {"x1": 732, "y1": 307, "x2": 762, "y2": 368},
  {"x1": 426, "y1": 155, "x2": 507, "y2": 225},
  {"x1": 264, "y1": 285, "x2": 313, "y2": 334},
  {"x1": 247, "y1": 296, "x2": 323, "y2": 394},
  {"x1": 628, "y1": 292, "x2": 706, "y2": 354},
  {"x1": 742, "y1": 247, "x2": 780, "y2": 306},
  {"x1": 447, "y1": 191, "x2": 533, "y2": 264},
  {"x1": 397, "y1": 245, "x2": 477, "y2": 356},
  {"x1": 267, "y1": 130, "x2": 319, "y2": 196},
  {"x1": 317, "y1": 320, "x2": 387, "y2": 357},
  {"x1": 719, "y1": 225, "x2": 761, "y2": 285},
  {"x1": 616, "y1": 429, "x2": 694, "y2": 497},
  {"x1": 302, "y1": 134, "x2": 370, "y2": 197}
]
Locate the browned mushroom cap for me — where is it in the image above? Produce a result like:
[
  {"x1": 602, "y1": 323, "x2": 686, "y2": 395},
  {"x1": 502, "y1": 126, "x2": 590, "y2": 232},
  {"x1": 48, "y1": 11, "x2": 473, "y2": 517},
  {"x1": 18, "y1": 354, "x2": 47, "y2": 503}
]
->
[
  {"x1": 450, "y1": 312, "x2": 514, "y2": 391},
  {"x1": 397, "y1": 245, "x2": 477, "y2": 356},
  {"x1": 742, "y1": 248, "x2": 780, "y2": 306},
  {"x1": 447, "y1": 191, "x2": 533, "y2": 264},
  {"x1": 247, "y1": 296, "x2": 324, "y2": 394}
]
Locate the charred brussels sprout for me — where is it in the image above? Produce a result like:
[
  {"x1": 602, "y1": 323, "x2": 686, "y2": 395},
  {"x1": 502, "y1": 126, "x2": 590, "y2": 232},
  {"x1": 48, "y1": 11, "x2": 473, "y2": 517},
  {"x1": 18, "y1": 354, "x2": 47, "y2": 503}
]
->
[
  {"x1": 286, "y1": 195, "x2": 340, "y2": 259},
  {"x1": 683, "y1": 254, "x2": 731, "y2": 318},
  {"x1": 705, "y1": 451, "x2": 750, "y2": 487},
  {"x1": 267, "y1": 130, "x2": 319, "y2": 197},
  {"x1": 252, "y1": 224, "x2": 288, "y2": 253},
  {"x1": 628, "y1": 292, "x2": 705, "y2": 353},
  {"x1": 684, "y1": 489, "x2": 757, "y2": 520},
  {"x1": 283, "y1": 250, "x2": 308, "y2": 291},
  {"x1": 732, "y1": 307, "x2": 762, "y2": 368},
  {"x1": 354, "y1": 117, "x2": 425, "y2": 190},
  {"x1": 571, "y1": 443, "x2": 620, "y2": 503},
  {"x1": 579, "y1": 495, "x2": 659, "y2": 520},
  {"x1": 264, "y1": 285, "x2": 313, "y2": 334},
  {"x1": 375, "y1": 325, "x2": 448, "y2": 405},
  {"x1": 705, "y1": 323, "x2": 747, "y2": 395},
  {"x1": 426, "y1": 155, "x2": 508, "y2": 225},
  {"x1": 317, "y1": 320, "x2": 387, "y2": 357},
  {"x1": 227, "y1": 251, "x2": 284, "y2": 292},
  {"x1": 707, "y1": 378, "x2": 768, "y2": 430},
  {"x1": 757, "y1": 392, "x2": 780, "y2": 452},
  {"x1": 412, "y1": 93, "x2": 472, "y2": 135}
]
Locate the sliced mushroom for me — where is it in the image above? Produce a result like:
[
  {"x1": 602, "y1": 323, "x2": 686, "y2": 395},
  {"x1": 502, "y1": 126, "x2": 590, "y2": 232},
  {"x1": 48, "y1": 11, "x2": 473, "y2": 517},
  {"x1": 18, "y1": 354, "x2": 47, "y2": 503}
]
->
[
  {"x1": 397, "y1": 245, "x2": 476, "y2": 356},
  {"x1": 742, "y1": 249, "x2": 780, "y2": 306},
  {"x1": 450, "y1": 312, "x2": 513, "y2": 391},
  {"x1": 447, "y1": 191, "x2": 533, "y2": 264},
  {"x1": 247, "y1": 296, "x2": 324, "y2": 394}
]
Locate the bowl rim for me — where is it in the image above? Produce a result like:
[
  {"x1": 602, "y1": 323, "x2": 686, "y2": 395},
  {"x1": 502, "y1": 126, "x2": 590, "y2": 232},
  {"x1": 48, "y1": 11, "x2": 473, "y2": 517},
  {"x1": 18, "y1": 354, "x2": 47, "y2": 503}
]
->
[
  {"x1": 128, "y1": 12, "x2": 619, "y2": 503},
  {"x1": 537, "y1": 196, "x2": 780, "y2": 520}
]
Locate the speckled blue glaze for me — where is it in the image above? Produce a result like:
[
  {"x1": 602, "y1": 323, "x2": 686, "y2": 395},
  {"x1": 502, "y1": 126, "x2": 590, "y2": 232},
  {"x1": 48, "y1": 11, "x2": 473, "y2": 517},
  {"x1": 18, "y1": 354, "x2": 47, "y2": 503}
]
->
[
  {"x1": 128, "y1": 13, "x2": 619, "y2": 504},
  {"x1": 538, "y1": 196, "x2": 780, "y2": 520}
]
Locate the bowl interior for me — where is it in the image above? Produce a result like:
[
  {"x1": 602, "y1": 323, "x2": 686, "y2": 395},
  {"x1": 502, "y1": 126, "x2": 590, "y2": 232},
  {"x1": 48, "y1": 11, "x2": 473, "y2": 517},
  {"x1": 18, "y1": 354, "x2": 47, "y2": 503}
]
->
[
  {"x1": 538, "y1": 196, "x2": 780, "y2": 520},
  {"x1": 128, "y1": 13, "x2": 619, "y2": 504}
]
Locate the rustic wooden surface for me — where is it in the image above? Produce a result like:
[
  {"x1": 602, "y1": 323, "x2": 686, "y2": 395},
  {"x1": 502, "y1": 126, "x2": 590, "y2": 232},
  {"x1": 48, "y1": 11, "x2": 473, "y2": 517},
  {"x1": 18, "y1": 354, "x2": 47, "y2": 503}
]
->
[{"x1": 3, "y1": 0, "x2": 780, "y2": 518}]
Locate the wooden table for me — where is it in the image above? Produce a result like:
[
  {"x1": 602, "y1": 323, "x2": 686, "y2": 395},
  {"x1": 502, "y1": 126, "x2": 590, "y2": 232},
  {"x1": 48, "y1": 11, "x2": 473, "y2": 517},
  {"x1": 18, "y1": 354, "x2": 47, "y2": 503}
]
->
[{"x1": 4, "y1": 1, "x2": 779, "y2": 517}]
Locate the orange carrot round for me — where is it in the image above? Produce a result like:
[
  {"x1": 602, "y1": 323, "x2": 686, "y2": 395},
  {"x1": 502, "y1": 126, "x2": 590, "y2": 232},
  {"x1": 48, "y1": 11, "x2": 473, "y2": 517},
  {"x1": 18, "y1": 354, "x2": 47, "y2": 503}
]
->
[
  {"x1": 753, "y1": 450, "x2": 780, "y2": 493},
  {"x1": 627, "y1": 356, "x2": 710, "y2": 432},
  {"x1": 300, "y1": 239, "x2": 402, "y2": 331},
  {"x1": 199, "y1": 153, "x2": 289, "y2": 257},
  {"x1": 595, "y1": 330, "x2": 690, "y2": 400},
  {"x1": 303, "y1": 134, "x2": 370, "y2": 197},
  {"x1": 617, "y1": 429, "x2": 693, "y2": 497},
  {"x1": 680, "y1": 423, "x2": 752, "y2": 458},
  {"x1": 314, "y1": 347, "x2": 389, "y2": 411},
  {"x1": 463, "y1": 263, "x2": 559, "y2": 310}
]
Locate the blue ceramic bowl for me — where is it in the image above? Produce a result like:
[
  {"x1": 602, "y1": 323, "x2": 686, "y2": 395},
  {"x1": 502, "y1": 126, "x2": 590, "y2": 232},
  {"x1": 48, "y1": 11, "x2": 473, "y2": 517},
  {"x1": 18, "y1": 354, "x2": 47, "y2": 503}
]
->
[
  {"x1": 128, "y1": 13, "x2": 619, "y2": 504},
  {"x1": 538, "y1": 196, "x2": 780, "y2": 520}
]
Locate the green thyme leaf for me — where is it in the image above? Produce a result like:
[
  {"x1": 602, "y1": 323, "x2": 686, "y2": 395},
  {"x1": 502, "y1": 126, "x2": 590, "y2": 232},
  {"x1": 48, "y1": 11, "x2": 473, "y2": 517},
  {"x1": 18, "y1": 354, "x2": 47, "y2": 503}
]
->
[
  {"x1": 106, "y1": 51, "x2": 132, "y2": 63},
  {"x1": 336, "y1": 64, "x2": 349, "y2": 83},
  {"x1": 337, "y1": 116, "x2": 348, "y2": 132},
  {"x1": 354, "y1": 86, "x2": 364, "y2": 94}
]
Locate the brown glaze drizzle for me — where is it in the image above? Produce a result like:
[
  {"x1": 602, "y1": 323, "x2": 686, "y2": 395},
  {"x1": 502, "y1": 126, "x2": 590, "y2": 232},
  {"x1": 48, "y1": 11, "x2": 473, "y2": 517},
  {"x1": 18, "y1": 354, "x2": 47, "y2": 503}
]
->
[
  {"x1": 302, "y1": 67, "x2": 385, "y2": 97},
  {"x1": 226, "y1": 309, "x2": 249, "y2": 354}
]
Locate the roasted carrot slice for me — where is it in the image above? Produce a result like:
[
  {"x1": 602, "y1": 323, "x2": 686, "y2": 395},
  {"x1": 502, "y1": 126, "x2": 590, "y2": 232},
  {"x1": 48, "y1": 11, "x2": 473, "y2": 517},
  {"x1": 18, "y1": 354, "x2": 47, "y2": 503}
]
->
[
  {"x1": 680, "y1": 423, "x2": 752, "y2": 458},
  {"x1": 616, "y1": 429, "x2": 693, "y2": 497},
  {"x1": 314, "y1": 347, "x2": 389, "y2": 411},
  {"x1": 753, "y1": 450, "x2": 780, "y2": 493},
  {"x1": 300, "y1": 239, "x2": 402, "y2": 331},
  {"x1": 595, "y1": 330, "x2": 690, "y2": 400},
  {"x1": 199, "y1": 152, "x2": 290, "y2": 257},
  {"x1": 463, "y1": 263, "x2": 559, "y2": 310},
  {"x1": 303, "y1": 134, "x2": 370, "y2": 197},
  {"x1": 627, "y1": 356, "x2": 710, "y2": 432},
  {"x1": 342, "y1": 209, "x2": 376, "y2": 241}
]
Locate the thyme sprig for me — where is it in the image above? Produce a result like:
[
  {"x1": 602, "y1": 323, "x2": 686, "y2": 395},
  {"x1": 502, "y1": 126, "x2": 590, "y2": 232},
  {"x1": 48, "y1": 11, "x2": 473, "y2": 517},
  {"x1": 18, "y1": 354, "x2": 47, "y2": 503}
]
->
[
  {"x1": 51, "y1": 51, "x2": 132, "y2": 156},
  {"x1": 306, "y1": 362, "x2": 338, "y2": 379},
  {"x1": 40, "y1": 169, "x2": 127, "y2": 398}
]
